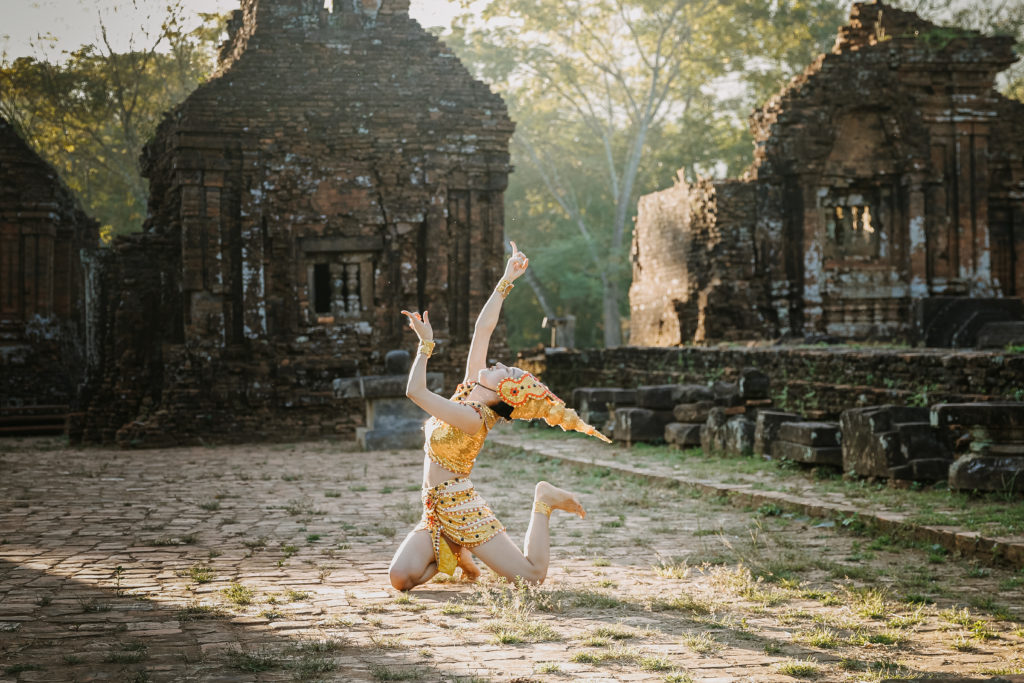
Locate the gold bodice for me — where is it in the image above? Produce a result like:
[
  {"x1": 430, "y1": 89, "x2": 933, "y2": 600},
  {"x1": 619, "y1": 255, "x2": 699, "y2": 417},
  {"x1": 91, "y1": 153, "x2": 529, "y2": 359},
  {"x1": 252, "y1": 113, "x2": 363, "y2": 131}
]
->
[{"x1": 424, "y1": 399, "x2": 499, "y2": 476}]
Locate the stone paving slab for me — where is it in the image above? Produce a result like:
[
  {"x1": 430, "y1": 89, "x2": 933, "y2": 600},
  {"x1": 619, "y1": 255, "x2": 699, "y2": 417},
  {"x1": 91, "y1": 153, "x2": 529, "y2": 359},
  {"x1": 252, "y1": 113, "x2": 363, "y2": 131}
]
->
[
  {"x1": 1, "y1": 436, "x2": 1023, "y2": 681},
  {"x1": 487, "y1": 431, "x2": 1024, "y2": 569}
]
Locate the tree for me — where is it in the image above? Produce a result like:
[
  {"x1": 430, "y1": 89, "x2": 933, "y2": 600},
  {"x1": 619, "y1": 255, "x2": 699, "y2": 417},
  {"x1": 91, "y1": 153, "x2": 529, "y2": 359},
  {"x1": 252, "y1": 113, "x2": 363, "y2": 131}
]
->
[
  {"x1": 0, "y1": 2, "x2": 225, "y2": 235},
  {"x1": 447, "y1": 0, "x2": 847, "y2": 348}
]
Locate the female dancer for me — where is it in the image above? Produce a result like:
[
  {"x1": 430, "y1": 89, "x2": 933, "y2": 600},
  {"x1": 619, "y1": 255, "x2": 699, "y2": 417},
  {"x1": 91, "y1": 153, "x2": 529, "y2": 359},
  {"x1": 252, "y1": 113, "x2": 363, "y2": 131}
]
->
[{"x1": 388, "y1": 242, "x2": 610, "y2": 591}]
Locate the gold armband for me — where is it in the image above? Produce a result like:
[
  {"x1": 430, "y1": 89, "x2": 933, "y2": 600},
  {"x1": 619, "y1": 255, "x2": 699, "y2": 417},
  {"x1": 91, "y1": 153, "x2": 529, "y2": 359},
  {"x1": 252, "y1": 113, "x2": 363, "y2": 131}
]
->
[
  {"x1": 417, "y1": 339, "x2": 436, "y2": 358},
  {"x1": 533, "y1": 500, "x2": 552, "y2": 518},
  {"x1": 495, "y1": 279, "x2": 514, "y2": 299}
]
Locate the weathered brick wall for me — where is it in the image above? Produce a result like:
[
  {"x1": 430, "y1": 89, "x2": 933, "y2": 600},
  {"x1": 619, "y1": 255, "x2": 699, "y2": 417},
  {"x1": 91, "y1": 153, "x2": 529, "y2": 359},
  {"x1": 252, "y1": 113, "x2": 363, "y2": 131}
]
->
[
  {"x1": 0, "y1": 117, "x2": 98, "y2": 410},
  {"x1": 77, "y1": 0, "x2": 512, "y2": 446},
  {"x1": 526, "y1": 346, "x2": 1024, "y2": 419},
  {"x1": 631, "y1": 1, "x2": 1024, "y2": 346}
]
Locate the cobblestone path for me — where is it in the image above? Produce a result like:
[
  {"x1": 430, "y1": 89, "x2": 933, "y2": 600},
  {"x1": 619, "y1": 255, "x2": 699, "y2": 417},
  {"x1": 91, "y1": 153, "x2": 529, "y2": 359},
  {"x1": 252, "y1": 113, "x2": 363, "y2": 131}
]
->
[{"x1": 1, "y1": 433, "x2": 1023, "y2": 682}]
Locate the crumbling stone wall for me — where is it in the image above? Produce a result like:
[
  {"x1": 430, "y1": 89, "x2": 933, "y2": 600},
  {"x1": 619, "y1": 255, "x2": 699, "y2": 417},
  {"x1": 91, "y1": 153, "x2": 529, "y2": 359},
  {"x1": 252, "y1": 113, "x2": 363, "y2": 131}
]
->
[
  {"x1": 630, "y1": 2, "x2": 1024, "y2": 345},
  {"x1": 0, "y1": 117, "x2": 98, "y2": 413},
  {"x1": 77, "y1": 0, "x2": 513, "y2": 446},
  {"x1": 526, "y1": 346, "x2": 1024, "y2": 420}
]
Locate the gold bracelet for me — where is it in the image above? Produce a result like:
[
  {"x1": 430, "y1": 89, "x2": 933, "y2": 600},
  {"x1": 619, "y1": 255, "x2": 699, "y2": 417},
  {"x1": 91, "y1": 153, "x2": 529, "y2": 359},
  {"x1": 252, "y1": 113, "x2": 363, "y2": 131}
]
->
[
  {"x1": 417, "y1": 339, "x2": 436, "y2": 358},
  {"x1": 495, "y1": 279, "x2": 514, "y2": 299},
  {"x1": 533, "y1": 500, "x2": 552, "y2": 518}
]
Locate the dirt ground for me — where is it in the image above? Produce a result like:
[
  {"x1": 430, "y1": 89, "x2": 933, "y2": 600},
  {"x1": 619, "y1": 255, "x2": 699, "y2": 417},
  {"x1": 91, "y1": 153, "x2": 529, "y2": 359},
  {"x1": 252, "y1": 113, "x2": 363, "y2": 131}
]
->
[{"x1": 1, "y1": 435, "x2": 1023, "y2": 682}]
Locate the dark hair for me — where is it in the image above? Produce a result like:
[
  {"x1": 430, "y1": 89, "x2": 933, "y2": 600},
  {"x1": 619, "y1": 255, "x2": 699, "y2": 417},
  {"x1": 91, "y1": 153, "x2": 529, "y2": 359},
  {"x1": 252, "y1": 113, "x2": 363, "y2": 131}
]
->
[{"x1": 492, "y1": 401, "x2": 514, "y2": 420}]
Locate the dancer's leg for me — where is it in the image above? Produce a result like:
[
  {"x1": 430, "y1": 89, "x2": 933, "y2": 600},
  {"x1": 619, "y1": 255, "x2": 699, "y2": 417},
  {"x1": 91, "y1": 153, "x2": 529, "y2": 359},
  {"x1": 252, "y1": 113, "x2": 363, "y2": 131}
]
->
[
  {"x1": 470, "y1": 481, "x2": 584, "y2": 585},
  {"x1": 388, "y1": 529, "x2": 437, "y2": 591}
]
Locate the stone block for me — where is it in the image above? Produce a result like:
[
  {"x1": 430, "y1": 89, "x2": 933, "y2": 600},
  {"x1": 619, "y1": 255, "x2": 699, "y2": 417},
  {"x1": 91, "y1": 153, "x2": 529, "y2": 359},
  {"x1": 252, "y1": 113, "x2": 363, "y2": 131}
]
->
[
  {"x1": 711, "y1": 381, "x2": 742, "y2": 407},
  {"x1": 664, "y1": 422, "x2": 703, "y2": 447},
  {"x1": 613, "y1": 407, "x2": 672, "y2": 444},
  {"x1": 724, "y1": 416, "x2": 756, "y2": 456},
  {"x1": 366, "y1": 397, "x2": 429, "y2": 432},
  {"x1": 575, "y1": 387, "x2": 635, "y2": 426},
  {"x1": 931, "y1": 403, "x2": 1024, "y2": 429},
  {"x1": 677, "y1": 384, "x2": 714, "y2": 403},
  {"x1": 673, "y1": 401, "x2": 714, "y2": 423},
  {"x1": 357, "y1": 427, "x2": 423, "y2": 451},
  {"x1": 753, "y1": 410, "x2": 801, "y2": 456},
  {"x1": 976, "y1": 321, "x2": 1024, "y2": 348},
  {"x1": 914, "y1": 296, "x2": 1024, "y2": 347},
  {"x1": 332, "y1": 372, "x2": 443, "y2": 399},
  {"x1": 895, "y1": 422, "x2": 952, "y2": 461},
  {"x1": 777, "y1": 421, "x2": 840, "y2": 447},
  {"x1": 949, "y1": 454, "x2": 1024, "y2": 492},
  {"x1": 739, "y1": 368, "x2": 770, "y2": 400},
  {"x1": 771, "y1": 441, "x2": 842, "y2": 466},
  {"x1": 842, "y1": 406, "x2": 935, "y2": 478},
  {"x1": 636, "y1": 384, "x2": 681, "y2": 410},
  {"x1": 701, "y1": 407, "x2": 728, "y2": 454},
  {"x1": 887, "y1": 457, "x2": 951, "y2": 482}
]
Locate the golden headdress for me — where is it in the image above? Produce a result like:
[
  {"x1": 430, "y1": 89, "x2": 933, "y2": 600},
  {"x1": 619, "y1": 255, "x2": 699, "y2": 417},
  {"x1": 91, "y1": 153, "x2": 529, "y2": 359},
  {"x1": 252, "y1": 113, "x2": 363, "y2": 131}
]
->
[{"x1": 496, "y1": 372, "x2": 612, "y2": 443}]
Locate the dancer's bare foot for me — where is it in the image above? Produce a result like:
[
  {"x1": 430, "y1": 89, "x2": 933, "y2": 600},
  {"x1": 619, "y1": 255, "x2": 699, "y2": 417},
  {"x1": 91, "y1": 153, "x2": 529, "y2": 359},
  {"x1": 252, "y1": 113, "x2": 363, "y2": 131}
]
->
[
  {"x1": 535, "y1": 481, "x2": 586, "y2": 519},
  {"x1": 457, "y1": 547, "x2": 481, "y2": 581}
]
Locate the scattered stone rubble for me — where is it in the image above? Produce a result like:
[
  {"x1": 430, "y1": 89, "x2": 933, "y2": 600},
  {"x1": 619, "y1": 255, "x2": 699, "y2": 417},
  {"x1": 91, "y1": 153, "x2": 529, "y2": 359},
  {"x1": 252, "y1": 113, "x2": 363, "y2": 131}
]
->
[
  {"x1": 935, "y1": 403, "x2": 1024, "y2": 493},
  {"x1": 565, "y1": 363, "x2": 1024, "y2": 491},
  {"x1": 630, "y1": 1, "x2": 1024, "y2": 346},
  {"x1": 0, "y1": 117, "x2": 98, "y2": 434},
  {"x1": 73, "y1": 0, "x2": 512, "y2": 446},
  {"x1": 841, "y1": 405, "x2": 952, "y2": 482}
]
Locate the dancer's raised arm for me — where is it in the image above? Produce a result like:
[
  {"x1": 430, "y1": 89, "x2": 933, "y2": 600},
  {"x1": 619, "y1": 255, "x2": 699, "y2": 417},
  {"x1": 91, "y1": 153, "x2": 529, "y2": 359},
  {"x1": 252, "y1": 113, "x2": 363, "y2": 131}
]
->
[
  {"x1": 464, "y1": 241, "x2": 528, "y2": 383},
  {"x1": 402, "y1": 310, "x2": 482, "y2": 433}
]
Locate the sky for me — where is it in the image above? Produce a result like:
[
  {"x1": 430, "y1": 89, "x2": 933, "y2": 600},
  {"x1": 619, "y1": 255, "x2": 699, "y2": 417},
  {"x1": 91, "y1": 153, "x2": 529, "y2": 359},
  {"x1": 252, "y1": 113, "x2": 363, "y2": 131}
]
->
[{"x1": 0, "y1": 0, "x2": 465, "y2": 59}]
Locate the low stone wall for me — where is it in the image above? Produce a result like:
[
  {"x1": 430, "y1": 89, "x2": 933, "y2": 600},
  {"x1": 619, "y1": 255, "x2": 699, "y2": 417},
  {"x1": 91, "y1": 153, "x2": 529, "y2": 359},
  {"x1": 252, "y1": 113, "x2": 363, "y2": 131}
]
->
[{"x1": 523, "y1": 346, "x2": 1024, "y2": 419}]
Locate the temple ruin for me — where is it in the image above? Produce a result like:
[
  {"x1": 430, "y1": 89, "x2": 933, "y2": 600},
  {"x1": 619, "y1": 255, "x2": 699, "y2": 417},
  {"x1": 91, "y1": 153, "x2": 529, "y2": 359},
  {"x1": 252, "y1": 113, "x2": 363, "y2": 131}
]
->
[
  {"x1": 630, "y1": 2, "x2": 1024, "y2": 346},
  {"x1": 75, "y1": 0, "x2": 513, "y2": 445},
  {"x1": 0, "y1": 117, "x2": 98, "y2": 435}
]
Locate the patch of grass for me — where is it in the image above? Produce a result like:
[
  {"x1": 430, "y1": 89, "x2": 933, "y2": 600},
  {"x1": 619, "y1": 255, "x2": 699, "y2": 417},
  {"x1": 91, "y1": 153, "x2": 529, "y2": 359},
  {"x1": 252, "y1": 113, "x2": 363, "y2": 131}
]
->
[
  {"x1": 284, "y1": 499, "x2": 322, "y2": 516},
  {"x1": 536, "y1": 662, "x2": 561, "y2": 673},
  {"x1": 441, "y1": 600, "x2": 469, "y2": 616},
  {"x1": 654, "y1": 559, "x2": 690, "y2": 579},
  {"x1": 775, "y1": 659, "x2": 820, "y2": 678},
  {"x1": 103, "y1": 641, "x2": 148, "y2": 664},
  {"x1": 846, "y1": 587, "x2": 889, "y2": 619},
  {"x1": 177, "y1": 601, "x2": 228, "y2": 621},
  {"x1": 324, "y1": 490, "x2": 341, "y2": 498},
  {"x1": 260, "y1": 609, "x2": 283, "y2": 620},
  {"x1": 188, "y1": 564, "x2": 216, "y2": 584},
  {"x1": 306, "y1": 533, "x2": 321, "y2": 543},
  {"x1": 368, "y1": 664, "x2": 426, "y2": 681},
  {"x1": 199, "y1": 499, "x2": 221, "y2": 511},
  {"x1": 286, "y1": 589, "x2": 311, "y2": 601},
  {"x1": 795, "y1": 627, "x2": 842, "y2": 649},
  {"x1": 589, "y1": 625, "x2": 636, "y2": 641},
  {"x1": 78, "y1": 597, "x2": 112, "y2": 613},
  {"x1": 370, "y1": 634, "x2": 405, "y2": 650},
  {"x1": 242, "y1": 536, "x2": 268, "y2": 550},
  {"x1": 571, "y1": 645, "x2": 642, "y2": 665},
  {"x1": 951, "y1": 634, "x2": 975, "y2": 652},
  {"x1": 227, "y1": 647, "x2": 282, "y2": 672},
  {"x1": 651, "y1": 594, "x2": 714, "y2": 615},
  {"x1": 681, "y1": 631, "x2": 722, "y2": 655},
  {"x1": 223, "y1": 582, "x2": 256, "y2": 606}
]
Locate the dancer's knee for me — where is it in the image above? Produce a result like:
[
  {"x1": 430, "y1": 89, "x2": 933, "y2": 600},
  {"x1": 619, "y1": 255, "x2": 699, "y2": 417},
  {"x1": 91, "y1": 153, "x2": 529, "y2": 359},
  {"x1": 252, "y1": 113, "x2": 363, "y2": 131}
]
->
[{"x1": 388, "y1": 567, "x2": 416, "y2": 591}]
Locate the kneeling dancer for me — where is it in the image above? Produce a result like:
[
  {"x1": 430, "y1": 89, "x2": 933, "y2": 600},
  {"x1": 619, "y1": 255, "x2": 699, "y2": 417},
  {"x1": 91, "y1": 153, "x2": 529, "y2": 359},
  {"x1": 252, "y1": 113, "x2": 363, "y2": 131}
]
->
[{"x1": 388, "y1": 243, "x2": 610, "y2": 590}]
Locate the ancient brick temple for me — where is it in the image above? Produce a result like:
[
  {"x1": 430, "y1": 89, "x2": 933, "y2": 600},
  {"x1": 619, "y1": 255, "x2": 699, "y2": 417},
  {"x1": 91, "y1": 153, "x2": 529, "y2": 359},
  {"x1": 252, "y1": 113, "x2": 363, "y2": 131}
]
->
[
  {"x1": 630, "y1": 2, "x2": 1024, "y2": 346},
  {"x1": 0, "y1": 117, "x2": 98, "y2": 432},
  {"x1": 77, "y1": 0, "x2": 513, "y2": 445}
]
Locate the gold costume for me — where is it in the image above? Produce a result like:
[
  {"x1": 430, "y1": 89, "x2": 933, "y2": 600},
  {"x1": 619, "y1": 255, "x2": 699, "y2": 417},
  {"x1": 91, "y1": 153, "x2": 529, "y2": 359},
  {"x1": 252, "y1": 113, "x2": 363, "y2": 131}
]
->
[
  {"x1": 416, "y1": 378, "x2": 609, "y2": 576},
  {"x1": 418, "y1": 385, "x2": 504, "y2": 575}
]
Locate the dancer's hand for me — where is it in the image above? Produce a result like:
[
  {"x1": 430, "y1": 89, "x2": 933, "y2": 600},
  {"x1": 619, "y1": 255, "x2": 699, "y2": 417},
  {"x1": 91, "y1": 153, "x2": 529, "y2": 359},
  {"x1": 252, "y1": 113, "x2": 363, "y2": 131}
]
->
[
  {"x1": 503, "y1": 240, "x2": 528, "y2": 282},
  {"x1": 401, "y1": 310, "x2": 433, "y2": 342}
]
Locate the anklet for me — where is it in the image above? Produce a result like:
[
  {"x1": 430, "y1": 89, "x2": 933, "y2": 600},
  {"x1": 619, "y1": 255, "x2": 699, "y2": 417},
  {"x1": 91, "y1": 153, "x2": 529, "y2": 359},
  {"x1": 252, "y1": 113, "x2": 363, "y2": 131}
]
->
[{"x1": 533, "y1": 500, "x2": 552, "y2": 518}]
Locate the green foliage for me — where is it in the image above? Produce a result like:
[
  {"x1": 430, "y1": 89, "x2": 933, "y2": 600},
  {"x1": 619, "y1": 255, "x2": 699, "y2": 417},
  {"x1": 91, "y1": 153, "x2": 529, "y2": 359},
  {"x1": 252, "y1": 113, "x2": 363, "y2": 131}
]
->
[
  {"x1": 445, "y1": 0, "x2": 847, "y2": 349},
  {"x1": 0, "y1": 2, "x2": 225, "y2": 234}
]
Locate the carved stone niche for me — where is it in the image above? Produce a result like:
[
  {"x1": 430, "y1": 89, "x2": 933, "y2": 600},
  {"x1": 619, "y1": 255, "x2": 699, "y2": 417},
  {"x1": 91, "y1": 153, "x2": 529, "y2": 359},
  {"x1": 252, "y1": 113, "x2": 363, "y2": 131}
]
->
[{"x1": 299, "y1": 235, "x2": 381, "y2": 325}]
